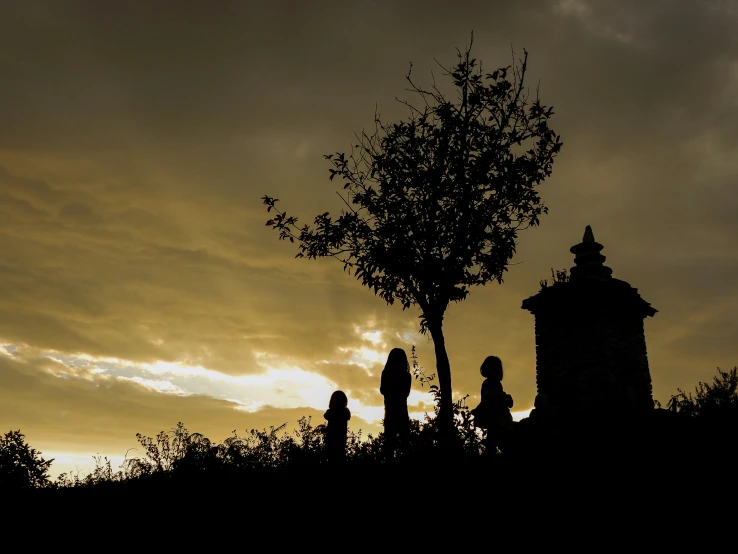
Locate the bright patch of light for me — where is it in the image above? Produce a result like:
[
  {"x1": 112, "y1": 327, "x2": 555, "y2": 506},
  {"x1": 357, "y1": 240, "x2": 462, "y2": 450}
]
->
[
  {"x1": 360, "y1": 330, "x2": 384, "y2": 346},
  {"x1": 46, "y1": 452, "x2": 129, "y2": 479},
  {"x1": 337, "y1": 345, "x2": 386, "y2": 373},
  {"x1": 75, "y1": 353, "x2": 140, "y2": 368},
  {"x1": 42, "y1": 355, "x2": 104, "y2": 382},
  {"x1": 295, "y1": 377, "x2": 337, "y2": 409},
  {"x1": 37, "y1": 348, "x2": 346, "y2": 414},
  {"x1": 347, "y1": 399, "x2": 384, "y2": 423},
  {"x1": 408, "y1": 389, "x2": 433, "y2": 406},
  {"x1": 512, "y1": 409, "x2": 532, "y2": 421},
  {"x1": 116, "y1": 376, "x2": 187, "y2": 395},
  {"x1": 140, "y1": 360, "x2": 215, "y2": 378},
  {"x1": 138, "y1": 360, "x2": 341, "y2": 411},
  {"x1": 230, "y1": 399, "x2": 265, "y2": 413},
  {"x1": 397, "y1": 331, "x2": 419, "y2": 344}
]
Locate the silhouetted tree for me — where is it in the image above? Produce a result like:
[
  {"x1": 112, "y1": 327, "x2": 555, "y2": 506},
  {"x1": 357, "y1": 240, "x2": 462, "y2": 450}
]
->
[
  {"x1": 0, "y1": 430, "x2": 53, "y2": 489},
  {"x1": 262, "y1": 35, "x2": 562, "y2": 438}
]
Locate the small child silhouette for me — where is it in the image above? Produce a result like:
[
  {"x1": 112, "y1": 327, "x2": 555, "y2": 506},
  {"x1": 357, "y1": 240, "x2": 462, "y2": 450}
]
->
[
  {"x1": 471, "y1": 356, "x2": 514, "y2": 456},
  {"x1": 324, "y1": 390, "x2": 351, "y2": 463}
]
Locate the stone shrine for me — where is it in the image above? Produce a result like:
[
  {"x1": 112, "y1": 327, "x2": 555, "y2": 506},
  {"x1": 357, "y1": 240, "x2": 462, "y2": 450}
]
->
[{"x1": 521, "y1": 226, "x2": 657, "y2": 420}]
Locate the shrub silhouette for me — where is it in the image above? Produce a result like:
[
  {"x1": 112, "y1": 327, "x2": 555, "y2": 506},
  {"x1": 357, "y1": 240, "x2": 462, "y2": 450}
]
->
[
  {"x1": 667, "y1": 366, "x2": 738, "y2": 422},
  {"x1": 0, "y1": 430, "x2": 53, "y2": 490},
  {"x1": 664, "y1": 366, "x2": 738, "y2": 458},
  {"x1": 49, "y1": 404, "x2": 482, "y2": 490}
]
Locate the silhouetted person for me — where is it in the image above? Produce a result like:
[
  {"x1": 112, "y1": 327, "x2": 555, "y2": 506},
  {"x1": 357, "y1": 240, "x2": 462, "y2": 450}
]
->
[
  {"x1": 324, "y1": 390, "x2": 351, "y2": 463},
  {"x1": 471, "y1": 356, "x2": 514, "y2": 456},
  {"x1": 381, "y1": 348, "x2": 412, "y2": 460}
]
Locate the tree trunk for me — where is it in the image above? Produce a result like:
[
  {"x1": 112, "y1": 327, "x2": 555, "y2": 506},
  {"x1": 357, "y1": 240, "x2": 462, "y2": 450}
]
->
[{"x1": 428, "y1": 318, "x2": 456, "y2": 444}]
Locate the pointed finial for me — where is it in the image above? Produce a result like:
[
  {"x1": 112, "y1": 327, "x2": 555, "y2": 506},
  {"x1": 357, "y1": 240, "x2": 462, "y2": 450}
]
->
[
  {"x1": 583, "y1": 225, "x2": 595, "y2": 243},
  {"x1": 569, "y1": 225, "x2": 612, "y2": 281}
]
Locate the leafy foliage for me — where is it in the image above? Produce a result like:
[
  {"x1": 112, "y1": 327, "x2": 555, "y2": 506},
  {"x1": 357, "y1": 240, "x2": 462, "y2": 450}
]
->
[
  {"x1": 539, "y1": 267, "x2": 569, "y2": 289},
  {"x1": 411, "y1": 344, "x2": 437, "y2": 392},
  {"x1": 263, "y1": 38, "x2": 561, "y2": 330},
  {"x1": 0, "y1": 430, "x2": 53, "y2": 490}
]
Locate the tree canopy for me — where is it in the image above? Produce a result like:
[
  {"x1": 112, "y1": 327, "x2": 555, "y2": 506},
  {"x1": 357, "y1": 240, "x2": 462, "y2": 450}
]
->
[{"x1": 0, "y1": 430, "x2": 53, "y2": 489}]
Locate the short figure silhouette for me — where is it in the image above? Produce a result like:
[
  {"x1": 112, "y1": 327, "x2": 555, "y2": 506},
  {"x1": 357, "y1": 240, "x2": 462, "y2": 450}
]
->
[
  {"x1": 380, "y1": 348, "x2": 412, "y2": 460},
  {"x1": 471, "y1": 356, "x2": 514, "y2": 456},
  {"x1": 324, "y1": 390, "x2": 351, "y2": 463}
]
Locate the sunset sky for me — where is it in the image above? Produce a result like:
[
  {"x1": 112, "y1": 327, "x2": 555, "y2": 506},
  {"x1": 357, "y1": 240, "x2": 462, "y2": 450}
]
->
[{"x1": 2, "y1": 0, "x2": 738, "y2": 477}]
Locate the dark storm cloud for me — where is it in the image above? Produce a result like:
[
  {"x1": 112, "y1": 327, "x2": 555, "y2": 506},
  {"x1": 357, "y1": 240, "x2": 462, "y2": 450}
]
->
[{"x1": 1, "y1": 0, "x2": 738, "y2": 458}]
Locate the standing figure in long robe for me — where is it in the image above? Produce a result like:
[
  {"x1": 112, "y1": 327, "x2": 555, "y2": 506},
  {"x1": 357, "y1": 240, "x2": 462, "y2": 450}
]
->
[{"x1": 381, "y1": 348, "x2": 412, "y2": 460}]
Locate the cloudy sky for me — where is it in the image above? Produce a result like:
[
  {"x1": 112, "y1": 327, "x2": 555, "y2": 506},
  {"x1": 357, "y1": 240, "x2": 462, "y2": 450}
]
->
[{"x1": 2, "y1": 0, "x2": 737, "y2": 477}]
